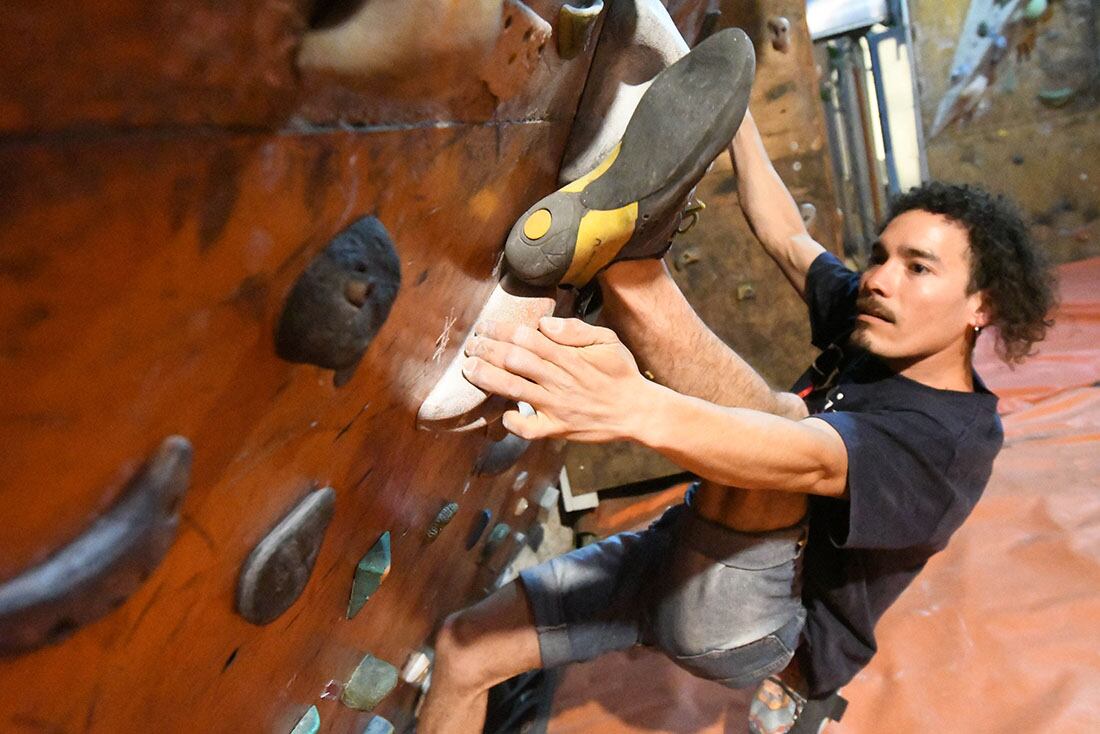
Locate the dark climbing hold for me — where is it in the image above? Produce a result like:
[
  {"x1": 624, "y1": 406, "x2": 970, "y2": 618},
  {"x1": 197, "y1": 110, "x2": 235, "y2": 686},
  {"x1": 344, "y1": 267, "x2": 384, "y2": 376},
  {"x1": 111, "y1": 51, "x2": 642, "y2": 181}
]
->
[
  {"x1": 466, "y1": 510, "x2": 494, "y2": 550},
  {"x1": 0, "y1": 436, "x2": 192, "y2": 655},
  {"x1": 275, "y1": 216, "x2": 401, "y2": 386},
  {"x1": 236, "y1": 487, "x2": 336, "y2": 625},
  {"x1": 341, "y1": 653, "x2": 399, "y2": 711},
  {"x1": 426, "y1": 502, "x2": 460, "y2": 541},
  {"x1": 482, "y1": 523, "x2": 512, "y2": 559},
  {"x1": 347, "y1": 531, "x2": 391, "y2": 619}
]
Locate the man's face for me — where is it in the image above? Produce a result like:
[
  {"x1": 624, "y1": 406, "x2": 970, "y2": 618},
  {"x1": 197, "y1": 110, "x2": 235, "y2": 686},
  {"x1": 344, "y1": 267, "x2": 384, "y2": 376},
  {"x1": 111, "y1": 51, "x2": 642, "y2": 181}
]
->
[{"x1": 851, "y1": 209, "x2": 986, "y2": 362}]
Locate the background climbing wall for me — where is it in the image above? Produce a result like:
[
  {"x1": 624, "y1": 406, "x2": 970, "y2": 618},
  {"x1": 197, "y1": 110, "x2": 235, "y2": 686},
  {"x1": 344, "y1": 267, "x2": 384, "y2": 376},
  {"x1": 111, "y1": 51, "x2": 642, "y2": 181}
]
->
[
  {"x1": 0, "y1": 1, "x2": 607, "y2": 731},
  {"x1": 564, "y1": 0, "x2": 844, "y2": 495},
  {"x1": 912, "y1": 0, "x2": 1100, "y2": 263}
]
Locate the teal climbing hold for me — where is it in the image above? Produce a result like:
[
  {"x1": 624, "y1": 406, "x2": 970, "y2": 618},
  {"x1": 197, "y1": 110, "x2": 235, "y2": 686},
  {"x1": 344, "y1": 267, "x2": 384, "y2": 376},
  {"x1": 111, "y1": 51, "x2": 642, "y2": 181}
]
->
[
  {"x1": 347, "y1": 532, "x2": 391, "y2": 619},
  {"x1": 290, "y1": 705, "x2": 320, "y2": 734},
  {"x1": 363, "y1": 715, "x2": 396, "y2": 734},
  {"x1": 341, "y1": 653, "x2": 399, "y2": 711},
  {"x1": 1024, "y1": 0, "x2": 1047, "y2": 21}
]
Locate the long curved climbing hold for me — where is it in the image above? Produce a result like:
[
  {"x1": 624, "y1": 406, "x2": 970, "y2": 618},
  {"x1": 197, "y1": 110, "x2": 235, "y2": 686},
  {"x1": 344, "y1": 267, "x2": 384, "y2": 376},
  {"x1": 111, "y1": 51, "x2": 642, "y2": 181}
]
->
[
  {"x1": 557, "y1": 0, "x2": 690, "y2": 184},
  {"x1": 0, "y1": 436, "x2": 192, "y2": 655},
  {"x1": 236, "y1": 487, "x2": 336, "y2": 625},
  {"x1": 505, "y1": 27, "x2": 755, "y2": 288},
  {"x1": 416, "y1": 273, "x2": 555, "y2": 431},
  {"x1": 275, "y1": 216, "x2": 401, "y2": 387}
]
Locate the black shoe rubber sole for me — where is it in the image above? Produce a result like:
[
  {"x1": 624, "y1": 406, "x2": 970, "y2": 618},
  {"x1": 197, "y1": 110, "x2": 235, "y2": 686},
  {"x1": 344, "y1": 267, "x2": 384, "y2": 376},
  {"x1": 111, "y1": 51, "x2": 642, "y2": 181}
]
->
[{"x1": 504, "y1": 27, "x2": 755, "y2": 287}]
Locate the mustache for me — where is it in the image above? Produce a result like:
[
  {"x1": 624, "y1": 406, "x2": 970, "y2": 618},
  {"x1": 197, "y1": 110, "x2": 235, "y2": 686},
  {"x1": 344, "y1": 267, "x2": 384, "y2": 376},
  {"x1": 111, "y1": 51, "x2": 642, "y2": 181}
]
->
[{"x1": 856, "y1": 295, "x2": 896, "y2": 323}]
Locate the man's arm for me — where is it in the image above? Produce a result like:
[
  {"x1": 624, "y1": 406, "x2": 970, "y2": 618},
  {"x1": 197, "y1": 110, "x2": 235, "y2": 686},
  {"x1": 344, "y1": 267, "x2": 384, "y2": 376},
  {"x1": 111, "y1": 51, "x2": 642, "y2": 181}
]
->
[
  {"x1": 729, "y1": 110, "x2": 826, "y2": 299},
  {"x1": 462, "y1": 317, "x2": 846, "y2": 497},
  {"x1": 597, "y1": 259, "x2": 807, "y2": 420}
]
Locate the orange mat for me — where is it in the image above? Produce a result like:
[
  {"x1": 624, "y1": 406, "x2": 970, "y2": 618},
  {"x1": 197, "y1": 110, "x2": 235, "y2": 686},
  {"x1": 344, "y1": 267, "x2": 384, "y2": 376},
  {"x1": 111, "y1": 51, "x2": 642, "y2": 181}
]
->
[{"x1": 549, "y1": 257, "x2": 1100, "y2": 732}]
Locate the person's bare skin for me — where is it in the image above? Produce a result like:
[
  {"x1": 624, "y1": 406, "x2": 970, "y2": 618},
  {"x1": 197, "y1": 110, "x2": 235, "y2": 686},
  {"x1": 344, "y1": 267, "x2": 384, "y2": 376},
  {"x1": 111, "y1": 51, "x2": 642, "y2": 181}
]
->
[{"x1": 419, "y1": 111, "x2": 990, "y2": 733}]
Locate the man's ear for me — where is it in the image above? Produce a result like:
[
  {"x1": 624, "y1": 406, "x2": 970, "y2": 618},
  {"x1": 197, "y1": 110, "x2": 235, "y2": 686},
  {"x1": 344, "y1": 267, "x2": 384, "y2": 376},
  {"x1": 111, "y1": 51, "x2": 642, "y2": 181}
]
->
[{"x1": 968, "y1": 289, "x2": 992, "y2": 330}]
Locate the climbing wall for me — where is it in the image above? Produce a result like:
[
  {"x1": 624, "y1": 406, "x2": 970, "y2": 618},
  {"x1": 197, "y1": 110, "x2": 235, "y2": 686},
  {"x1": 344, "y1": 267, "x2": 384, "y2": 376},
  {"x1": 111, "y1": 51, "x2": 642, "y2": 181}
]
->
[
  {"x1": 912, "y1": 0, "x2": 1100, "y2": 263},
  {"x1": 0, "y1": 1, "x2": 607, "y2": 731}
]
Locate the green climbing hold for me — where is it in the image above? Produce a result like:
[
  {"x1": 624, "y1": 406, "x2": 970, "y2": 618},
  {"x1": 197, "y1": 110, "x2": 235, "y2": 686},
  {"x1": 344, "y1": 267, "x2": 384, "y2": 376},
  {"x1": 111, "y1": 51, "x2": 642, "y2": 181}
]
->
[
  {"x1": 1024, "y1": 0, "x2": 1047, "y2": 21},
  {"x1": 290, "y1": 705, "x2": 320, "y2": 734},
  {"x1": 341, "y1": 654, "x2": 399, "y2": 711},
  {"x1": 363, "y1": 715, "x2": 395, "y2": 734},
  {"x1": 1038, "y1": 87, "x2": 1074, "y2": 108},
  {"x1": 347, "y1": 532, "x2": 391, "y2": 619}
]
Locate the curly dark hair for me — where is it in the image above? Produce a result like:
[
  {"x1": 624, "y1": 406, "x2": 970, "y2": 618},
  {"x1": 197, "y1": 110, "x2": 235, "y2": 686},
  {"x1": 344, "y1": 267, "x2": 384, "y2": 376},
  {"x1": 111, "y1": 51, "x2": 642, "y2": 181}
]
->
[{"x1": 884, "y1": 181, "x2": 1056, "y2": 364}]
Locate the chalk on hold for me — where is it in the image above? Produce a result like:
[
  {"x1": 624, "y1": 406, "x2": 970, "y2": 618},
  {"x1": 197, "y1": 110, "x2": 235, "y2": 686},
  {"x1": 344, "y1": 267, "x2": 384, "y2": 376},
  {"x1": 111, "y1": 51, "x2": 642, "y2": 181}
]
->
[
  {"x1": 290, "y1": 705, "x2": 320, "y2": 734},
  {"x1": 767, "y1": 17, "x2": 791, "y2": 53},
  {"x1": 341, "y1": 653, "x2": 399, "y2": 711},
  {"x1": 237, "y1": 488, "x2": 336, "y2": 626},
  {"x1": 558, "y1": 0, "x2": 605, "y2": 60},
  {"x1": 347, "y1": 531, "x2": 391, "y2": 619}
]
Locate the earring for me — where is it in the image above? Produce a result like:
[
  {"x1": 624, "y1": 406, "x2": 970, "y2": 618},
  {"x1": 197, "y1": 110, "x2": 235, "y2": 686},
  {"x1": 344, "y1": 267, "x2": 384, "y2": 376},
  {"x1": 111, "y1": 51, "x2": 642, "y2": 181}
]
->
[{"x1": 972, "y1": 325, "x2": 982, "y2": 334}]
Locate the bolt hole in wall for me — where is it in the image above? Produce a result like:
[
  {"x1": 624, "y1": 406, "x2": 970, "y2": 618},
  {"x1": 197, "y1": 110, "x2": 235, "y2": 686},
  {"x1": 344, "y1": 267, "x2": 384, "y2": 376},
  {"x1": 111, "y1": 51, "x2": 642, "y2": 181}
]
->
[{"x1": 808, "y1": 0, "x2": 926, "y2": 265}]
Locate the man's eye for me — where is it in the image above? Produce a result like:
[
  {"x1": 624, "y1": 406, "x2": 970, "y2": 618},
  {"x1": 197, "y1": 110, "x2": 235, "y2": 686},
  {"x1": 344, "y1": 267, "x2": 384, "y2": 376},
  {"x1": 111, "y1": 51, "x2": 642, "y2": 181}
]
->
[{"x1": 909, "y1": 263, "x2": 929, "y2": 274}]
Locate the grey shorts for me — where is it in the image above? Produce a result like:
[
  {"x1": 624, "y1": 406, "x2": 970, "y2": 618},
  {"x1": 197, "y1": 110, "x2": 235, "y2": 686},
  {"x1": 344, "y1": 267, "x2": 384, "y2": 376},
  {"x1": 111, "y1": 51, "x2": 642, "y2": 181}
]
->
[{"x1": 518, "y1": 495, "x2": 807, "y2": 689}]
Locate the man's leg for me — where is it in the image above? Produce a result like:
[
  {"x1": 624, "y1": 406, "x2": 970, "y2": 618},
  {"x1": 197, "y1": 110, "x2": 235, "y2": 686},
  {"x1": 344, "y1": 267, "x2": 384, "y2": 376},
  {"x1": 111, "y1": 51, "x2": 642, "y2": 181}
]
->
[
  {"x1": 598, "y1": 258, "x2": 808, "y2": 530},
  {"x1": 419, "y1": 581, "x2": 541, "y2": 734}
]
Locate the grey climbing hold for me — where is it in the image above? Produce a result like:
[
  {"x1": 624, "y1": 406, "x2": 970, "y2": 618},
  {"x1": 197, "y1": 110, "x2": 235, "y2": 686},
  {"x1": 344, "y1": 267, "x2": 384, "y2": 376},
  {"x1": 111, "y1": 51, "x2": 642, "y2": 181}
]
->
[
  {"x1": 363, "y1": 715, "x2": 395, "y2": 734},
  {"x1": 341, "y1": 653, "x2": 399, "y2": 711},
  {"x1": 0, "y1": 436, "x2": 192, "y2": 655},
  {"x1": 290, "y1": 705, "x2": 320, "y2": 734},
  {"x1": 558, "y1": 0, "x2": 605, "y2": 60},
  {"x1": 400, "y1": 648, "x2": 433, "y2": 686},
  {"x1": 426, "y1": 502, "x2": 459, "y2": 541},
  {"x1": 347, "y1": 532, "x2": 391, "y2": 619},
  {"x1": 466, "y1": 509, "x2": 493, "y2": 550},
  {"x1": 236, "y1": 487, "x2": 336, "y2": 625},
  {"x1": 474, "y1": 402, "x2": 535, "y2": 476},
  {"x1": 1038, "y1": 88, "x2": 1074, "y2": 108},
  {"x1": 275, "y1": 216, "x2": 401, "y2": 387}
]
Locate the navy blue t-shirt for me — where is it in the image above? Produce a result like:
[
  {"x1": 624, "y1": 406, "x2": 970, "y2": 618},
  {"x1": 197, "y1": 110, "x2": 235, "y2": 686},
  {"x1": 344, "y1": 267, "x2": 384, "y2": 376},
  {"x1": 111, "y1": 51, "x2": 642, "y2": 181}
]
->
[{"x1": 792, "y1": 252, "x2": 1003, "y2": 696}]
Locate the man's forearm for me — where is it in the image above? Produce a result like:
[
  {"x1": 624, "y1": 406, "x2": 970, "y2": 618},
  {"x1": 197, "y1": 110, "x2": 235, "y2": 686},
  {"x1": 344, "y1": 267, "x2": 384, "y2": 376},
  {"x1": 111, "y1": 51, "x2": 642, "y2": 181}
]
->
[
  {"x1": 729, "y1": 112, "x2": 824, "y2": 297},
  {"x1": 598, "y1": 260, "x2": 806, "y2": 420},
  {"x1": 631, "y1": 381, "x2": 845, "y2": 497}
]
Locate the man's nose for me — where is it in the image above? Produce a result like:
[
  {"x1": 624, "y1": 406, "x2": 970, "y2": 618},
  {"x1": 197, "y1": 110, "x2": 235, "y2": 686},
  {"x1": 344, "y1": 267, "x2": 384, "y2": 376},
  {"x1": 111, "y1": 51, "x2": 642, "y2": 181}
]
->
[{"x1": 863, "y1": 261, "x2": 897, "y2": 296}]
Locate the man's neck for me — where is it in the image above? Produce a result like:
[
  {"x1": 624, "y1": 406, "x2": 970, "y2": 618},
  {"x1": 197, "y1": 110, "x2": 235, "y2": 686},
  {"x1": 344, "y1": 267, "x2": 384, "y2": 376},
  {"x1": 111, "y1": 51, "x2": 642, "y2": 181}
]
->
[{"x1": 880, "y1": 338, "x2": 975, "y2": 392}]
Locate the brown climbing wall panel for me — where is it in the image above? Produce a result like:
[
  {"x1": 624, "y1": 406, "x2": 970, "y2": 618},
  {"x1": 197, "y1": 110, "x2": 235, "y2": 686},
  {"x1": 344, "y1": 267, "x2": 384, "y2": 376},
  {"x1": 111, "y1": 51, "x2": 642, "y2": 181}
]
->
[
  {"x1": 564, "y1": 0, "x2": 842, "y2": 495},
  {"x1": 0, "y1": 1, "x2": 602, "y2": 731}
]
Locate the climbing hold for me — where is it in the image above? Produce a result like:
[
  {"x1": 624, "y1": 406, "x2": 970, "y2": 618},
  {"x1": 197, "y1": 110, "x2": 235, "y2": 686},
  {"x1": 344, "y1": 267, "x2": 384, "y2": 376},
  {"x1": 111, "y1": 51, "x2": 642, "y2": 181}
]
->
[
  {"x1": 474, "y1": 402, "x2": 536, "y2": 476},
  {"x1": 977, "y1": 21, "x2": 989, "y2": 37},
  {"x1": 0, "y1": 436, "x2": 192, "y2": 655},
  {"x1": 347, "y1": 531, "x2": 391, "y2": 619},
  {"x1": 558, "y1": 0, "x2": 605, "y2": 60},
  {"x1": 426, "y1": 502, "x2": 460, "y2": 541},
  {"x1": 363, "y1": 716, "x2": 395, "y2": 734},
  {"x1": 466, "y1": 509, "x2": 493, "y2": 550},
  {"x1": 237, "y1": 487, "x2": 336, "y2": 626},
  {"x1": 401, "y1": 648, "x2": 433, "y2": 686},
  {"x1": 1024, "y1": 0, "x2": 1047, "y2": 21},
  {"x1": 767, "y1": 17, "x2": 791, "y2": 54},
  {"x1": 559, "y1": 0, "x2": 690, "y2": 183},
  {"x1": 514, "y1": 498, "x2": 530, "y2": 516},
  {"x1": 417, "y1": 275, "x2": 556, "y2": 432},
  {"x1": 275, "y1": 216, "x2": 401, "y2": 387},
  {"x1": 535, "y1": 486, "x2": 560, "y2": 523},
  {"x1": 479, "y1": 0, "x2": 552, "y2": 101},
  {"x1": 799, "y1": 202, "x2": 817, "y2": 227},
  {"x1": 737, "y1": 283, "x2": 757, "y2": 301},
  {"x1": 1037, "y1": 88, "x2": 1075, "y2": 108},
  {"x1": 482, "y1": 523, "x2": 512, "y2": 559},
  {"x1": 341, "y1": 653, "x2": 399, "y2": 711},
  {"x1": 290, "y1": 705, "x2": 321, "y2": 734}
]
